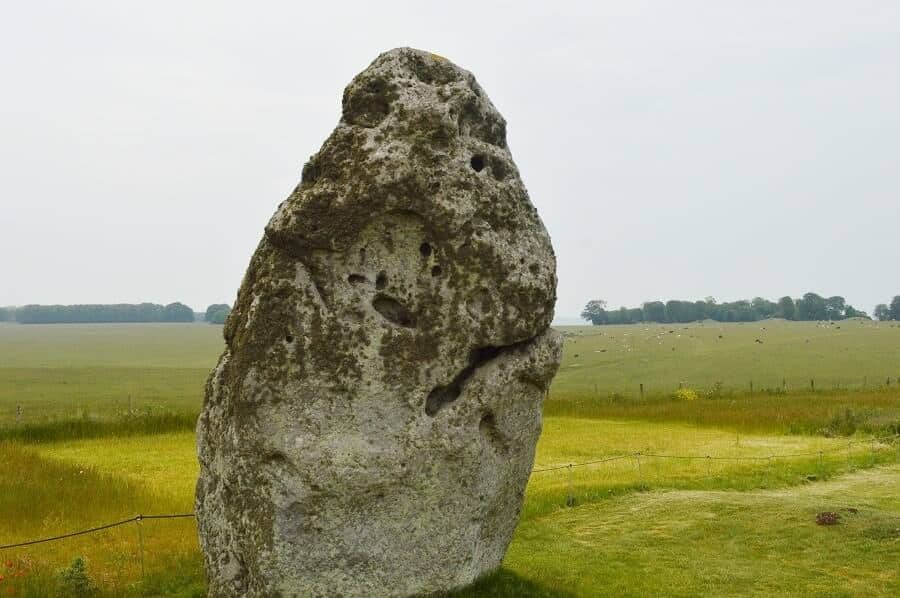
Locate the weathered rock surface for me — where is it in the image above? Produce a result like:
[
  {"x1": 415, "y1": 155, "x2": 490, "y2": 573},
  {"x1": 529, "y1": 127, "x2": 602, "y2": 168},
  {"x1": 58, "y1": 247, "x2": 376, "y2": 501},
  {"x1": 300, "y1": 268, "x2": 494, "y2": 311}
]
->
[{"x1": 196, "y1": 47, "x2": 562, "y2": 597}]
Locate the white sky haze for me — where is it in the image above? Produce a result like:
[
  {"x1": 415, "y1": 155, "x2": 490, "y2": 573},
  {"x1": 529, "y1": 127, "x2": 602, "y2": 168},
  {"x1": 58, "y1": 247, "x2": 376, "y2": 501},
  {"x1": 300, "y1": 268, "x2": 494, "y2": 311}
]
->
[{"x1": 2, "y1": 1, "x2": 899, "y2": 318}]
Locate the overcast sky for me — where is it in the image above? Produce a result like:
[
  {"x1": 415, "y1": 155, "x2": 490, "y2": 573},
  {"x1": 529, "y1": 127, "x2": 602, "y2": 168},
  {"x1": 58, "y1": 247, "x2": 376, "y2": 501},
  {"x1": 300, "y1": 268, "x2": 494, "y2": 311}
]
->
[{"x1": 2, "y1": 1, "x2": 898, "y2": 319}]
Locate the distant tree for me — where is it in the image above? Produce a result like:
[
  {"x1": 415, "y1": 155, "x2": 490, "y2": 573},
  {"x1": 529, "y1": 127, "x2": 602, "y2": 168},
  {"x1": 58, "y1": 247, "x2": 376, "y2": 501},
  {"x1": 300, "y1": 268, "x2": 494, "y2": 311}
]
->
[
  {"x1": 607, "y1": 307, "x2": 628, "y2": 325},
  {"x1": 777, "y1": 296, "x2": 796, "y2": 320},
  {"x1": 796, "y1": 293, "x2": 827, "y2": 321},
  {"x1": 843, "y1": 304, "x2": 864, "y2": 319},
  {"x1": 891, "y1": 296, "x2": 900, "y2": 321},
  {"x1": 642, "y1": 301, "x2": 667, "y2": 323},
  {"x1": 824, "y1": 296, "x2": 846, "y2": 320},
  {"x1": 751, "y1": 297, "x2": 777, "y2": 319},
  {"x1": 693, "y1": 300, "x2": 709, "y2": 321},
  {"x1": 581, "y1": 300, "x2": 608, "y2": 325},
  {"x1": 874, "y1": 304, "x2": 891, "y2": 321},
  {"x1": 162, "y1": 302, "x2": 194, "y2": 322},
  {"x1": 666, "y1": 300, "x2": 702, "y2": 323},
  {"x1": 205, "y1": 304, "x2": 231, "y2": 325}
]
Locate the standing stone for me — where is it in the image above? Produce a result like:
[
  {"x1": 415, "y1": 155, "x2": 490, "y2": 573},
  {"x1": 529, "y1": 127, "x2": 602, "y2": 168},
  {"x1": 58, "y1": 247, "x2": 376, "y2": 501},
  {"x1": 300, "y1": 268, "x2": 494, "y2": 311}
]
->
[{"x1": 196, "y1": 47, "x2": 562, "y2": 597}]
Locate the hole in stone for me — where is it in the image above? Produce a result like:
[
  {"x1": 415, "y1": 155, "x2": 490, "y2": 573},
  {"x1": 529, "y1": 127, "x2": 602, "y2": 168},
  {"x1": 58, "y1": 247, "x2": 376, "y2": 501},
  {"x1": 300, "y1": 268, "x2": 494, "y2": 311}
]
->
[
  {"x1": 285, "y1": 334, "x2": 294, "y2": 343},
  {"x1": 376, "y1": 271, "x2": 388, "y2": 290},
  {"x1": 431, "y1": 265, "x2": 442, "y2": 277},
  {"x1": 348, "y1": 274, "x2": 366, "y2": 284},
  {"x1": 529, "y1": 263, "x2": 540, "y2": 275},
  {"x1": 372, "y1": 295, "x2": 416, "y2": 328},
  {"x1": 419, "y1": 242, "x2": 432, "y2": 257},
  {"x1": 479, "y1": 412, "x2": 496, "y2": 435},
  {"x1": 470, "y1": 155, "x2": 485, "y2": 172}
]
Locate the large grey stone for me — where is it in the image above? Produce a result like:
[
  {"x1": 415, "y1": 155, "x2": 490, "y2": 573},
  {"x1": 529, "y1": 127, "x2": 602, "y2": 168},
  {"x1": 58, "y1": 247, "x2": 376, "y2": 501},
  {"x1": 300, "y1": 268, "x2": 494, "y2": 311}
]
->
[{"x1": 196, "y1": 47, "x2": 562, "y2": 597}]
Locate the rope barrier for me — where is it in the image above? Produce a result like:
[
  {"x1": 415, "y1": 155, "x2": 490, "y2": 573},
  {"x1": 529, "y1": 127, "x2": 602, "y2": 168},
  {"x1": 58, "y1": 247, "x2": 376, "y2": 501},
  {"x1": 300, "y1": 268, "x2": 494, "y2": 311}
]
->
[
  {"x1": 532, "y1": 454, "x2": 629, "y2": 473},
  {"x1": 1, "y1": 433, "x2": 896, "y2": 550},
  {"x1": 0, "y1": 513, "x2": 194, "y2": 551}
]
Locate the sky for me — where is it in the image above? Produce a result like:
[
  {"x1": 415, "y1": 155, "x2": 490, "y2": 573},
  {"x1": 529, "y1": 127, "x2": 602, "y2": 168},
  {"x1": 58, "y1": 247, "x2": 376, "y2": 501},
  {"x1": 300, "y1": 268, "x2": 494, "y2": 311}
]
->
[{"x1": 2, "y1": 1, "x2": 899, "y2": 320}]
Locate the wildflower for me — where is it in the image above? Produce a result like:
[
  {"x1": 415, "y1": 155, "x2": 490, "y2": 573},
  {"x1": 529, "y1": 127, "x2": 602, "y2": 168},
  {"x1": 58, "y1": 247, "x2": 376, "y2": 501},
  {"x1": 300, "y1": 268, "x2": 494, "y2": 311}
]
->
[{"x1": 0, "y1": 573, "x2": 4, "y2": 582}]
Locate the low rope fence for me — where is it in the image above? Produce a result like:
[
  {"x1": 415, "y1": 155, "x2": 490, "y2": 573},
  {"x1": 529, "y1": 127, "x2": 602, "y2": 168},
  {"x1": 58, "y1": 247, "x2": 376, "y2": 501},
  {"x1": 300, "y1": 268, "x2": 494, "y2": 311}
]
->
[
  {"x1": 0, "y1": 514, "x2": 194, "y2": 551},
  {"x1": 2, "y1": 434, "x2": 897, "y2": 555}
]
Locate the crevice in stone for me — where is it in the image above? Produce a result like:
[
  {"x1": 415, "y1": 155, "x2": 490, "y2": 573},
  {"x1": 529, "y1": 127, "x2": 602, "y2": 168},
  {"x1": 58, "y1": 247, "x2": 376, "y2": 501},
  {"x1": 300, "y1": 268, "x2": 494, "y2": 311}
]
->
[
  {"x1": 373, "y1": 294, "x2": 416, "y2": 328},
  {"x1": 424, "y1": 336, "x2": 536, "y2": 416},
  {"x1": 479, "y1": 411, "x2": 509, "y2": 453}
]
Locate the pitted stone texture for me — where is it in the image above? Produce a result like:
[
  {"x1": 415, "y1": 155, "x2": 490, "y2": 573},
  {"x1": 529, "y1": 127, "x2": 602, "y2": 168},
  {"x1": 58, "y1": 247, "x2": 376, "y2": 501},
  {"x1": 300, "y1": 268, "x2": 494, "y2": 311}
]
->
[{"x1": 196, "y1": 47, "x2": 562, "y2": 597}]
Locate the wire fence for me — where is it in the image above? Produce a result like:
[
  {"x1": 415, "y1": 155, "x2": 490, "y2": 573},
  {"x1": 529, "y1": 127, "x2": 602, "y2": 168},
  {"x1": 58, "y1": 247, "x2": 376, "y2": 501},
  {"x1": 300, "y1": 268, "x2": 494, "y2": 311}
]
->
[
  {"x1": 1, "y1": 433, "x2": 898, "y2": 555},
  {"x1": 0, "y1": 514, "x2": 195, "y2": 551}
]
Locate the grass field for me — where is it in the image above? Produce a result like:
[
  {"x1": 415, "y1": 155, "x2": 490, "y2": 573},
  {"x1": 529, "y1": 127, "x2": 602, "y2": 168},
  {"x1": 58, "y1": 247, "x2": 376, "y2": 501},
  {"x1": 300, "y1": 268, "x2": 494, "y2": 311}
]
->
[
  {"x1": 0, "y1": 321, "x2": 898, "y2": 596},
  {"x1": 554, "y1": 319, "x2": 900, "y2": 395}
]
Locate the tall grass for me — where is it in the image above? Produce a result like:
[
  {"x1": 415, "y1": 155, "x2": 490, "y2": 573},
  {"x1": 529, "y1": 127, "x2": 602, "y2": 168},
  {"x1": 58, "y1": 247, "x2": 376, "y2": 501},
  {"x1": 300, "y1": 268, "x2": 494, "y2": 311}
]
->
[
  {"x1": 0, "y1": 411, "x2": 197, "y2": 443},
  {"x1": 545, "y1": 387, "x2": 900, "y2": 436}
]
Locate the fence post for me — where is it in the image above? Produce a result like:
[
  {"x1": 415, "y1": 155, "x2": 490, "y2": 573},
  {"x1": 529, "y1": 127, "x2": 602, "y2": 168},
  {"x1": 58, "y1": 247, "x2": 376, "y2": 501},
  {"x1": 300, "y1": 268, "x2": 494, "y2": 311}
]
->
[
  {"x1": 639, "y1": 383, "x2": 644, "y2": 399},
  {"x1": 749, "y1": 381, "x2": 753, "y2": 396},
  {"x1": 566, "y1": 464, "x2": 575, "y2": 507},
  {"x1": 135, "y1": 516, "x2": 145, "y2": 579},
  {"x1": 810, "y1": 379, "x2": 815, "y2": 392},
  {"x1": 706, "y1": 455, "x2": 712, "y2": 478},
  {"x1": 16, "y1": 404, "x2": 22, "y2": 425}
]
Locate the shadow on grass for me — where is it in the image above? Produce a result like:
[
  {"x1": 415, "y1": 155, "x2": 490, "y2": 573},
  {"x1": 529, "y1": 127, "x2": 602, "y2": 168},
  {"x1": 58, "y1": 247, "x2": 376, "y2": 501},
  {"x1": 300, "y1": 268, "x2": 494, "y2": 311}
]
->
[{"x1": 448, "y1": 568, "x2": 574, "y2": 597}]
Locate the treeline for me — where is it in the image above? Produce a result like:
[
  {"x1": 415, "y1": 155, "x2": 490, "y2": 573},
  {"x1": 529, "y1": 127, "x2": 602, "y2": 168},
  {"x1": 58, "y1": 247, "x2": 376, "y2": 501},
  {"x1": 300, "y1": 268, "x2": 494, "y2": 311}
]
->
[
  {"x1": 874, "y1": 296, "x2": 900, "y2": 321},
  {"x1": 582, "y1": 293, "x2": 879, "y2": 325},
  {"x1": 0, "y1": 303, "x2": 234, "y2": 324},
  {"x1": 204, "y1": 304, "x2": 231, "y2": 324},
  {"x1": 12, "y1": 303, "x2": 195, "y2": 324}
]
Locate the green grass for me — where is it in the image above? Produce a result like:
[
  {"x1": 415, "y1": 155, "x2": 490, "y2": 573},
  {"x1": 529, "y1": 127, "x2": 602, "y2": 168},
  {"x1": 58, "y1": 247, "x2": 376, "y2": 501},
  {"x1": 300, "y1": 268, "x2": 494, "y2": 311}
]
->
[
  {"x1": 555, "y1": 319, "x2": 900, "y2": 395},
  {"x1": 545, "y1": 389, "x2": 900, "y2": 436},
  {"x1": 2, "y1": 421, "x2": 897, "y2": 596},
  {"x1": 1, "y1": 321, "x2": 899, "y2": 596},
  {"x1": 0, "y1": 323, "x2": 220, "y2": 424},
  {"x1": 464, "y1": 465, "x2": 900, "y2": 597},
  {"x1": 0, "y1": 412, "x2": 197, "y2": 443}
]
